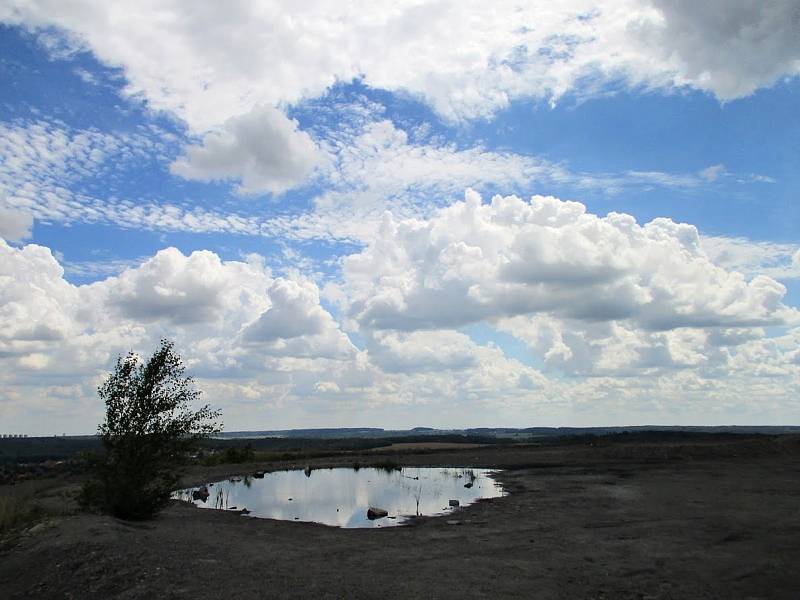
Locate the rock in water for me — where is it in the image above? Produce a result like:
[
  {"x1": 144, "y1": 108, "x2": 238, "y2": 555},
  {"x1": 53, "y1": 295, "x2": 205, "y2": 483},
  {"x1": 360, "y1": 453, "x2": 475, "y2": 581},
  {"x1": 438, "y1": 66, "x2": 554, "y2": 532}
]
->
[
  {"x1": 192, "y1": 486, "x2": 210, "y2": 502},
  {"x1": 449, "y1": 499, "x2": 460, "y2": 507},
  {"x1": 367, "y1": 507, "x2": 388, "y2": 520},
  {"x1": 464, "y1": 482, "x2": 473, "y2": 488}
]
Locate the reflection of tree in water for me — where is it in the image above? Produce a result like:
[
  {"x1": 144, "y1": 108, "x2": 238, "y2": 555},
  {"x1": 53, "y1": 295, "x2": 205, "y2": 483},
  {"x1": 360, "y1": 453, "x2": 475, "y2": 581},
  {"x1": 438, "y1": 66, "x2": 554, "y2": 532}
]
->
[
  {"x1": 213, "y1": 486, "x2": 229, "y2": 510},
  {"x1": 413, "y1": 483, "x2": 422, "y2": 516}
]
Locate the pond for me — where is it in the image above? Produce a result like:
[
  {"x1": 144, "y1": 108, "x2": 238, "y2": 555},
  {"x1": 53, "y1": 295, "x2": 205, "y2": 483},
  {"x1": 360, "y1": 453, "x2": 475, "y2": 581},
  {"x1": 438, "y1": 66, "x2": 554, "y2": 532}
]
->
[{"x1": 175, "y1": 466, "x2": 505, "y2": 528}]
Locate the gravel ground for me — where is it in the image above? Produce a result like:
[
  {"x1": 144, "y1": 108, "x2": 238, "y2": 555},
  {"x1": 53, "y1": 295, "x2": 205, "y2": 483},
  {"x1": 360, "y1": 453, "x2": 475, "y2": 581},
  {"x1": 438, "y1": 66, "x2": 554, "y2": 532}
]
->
[{"x1": 1, "y1": 435, "x2": 799, "y2": 599}]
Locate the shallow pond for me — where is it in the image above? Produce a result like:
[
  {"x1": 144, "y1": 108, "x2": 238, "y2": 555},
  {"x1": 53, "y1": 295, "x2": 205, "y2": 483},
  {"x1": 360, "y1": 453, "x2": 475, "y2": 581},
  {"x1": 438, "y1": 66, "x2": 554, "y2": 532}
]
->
[{"x1": 176, "y1": 466, "x2": 504, "y2": 528}]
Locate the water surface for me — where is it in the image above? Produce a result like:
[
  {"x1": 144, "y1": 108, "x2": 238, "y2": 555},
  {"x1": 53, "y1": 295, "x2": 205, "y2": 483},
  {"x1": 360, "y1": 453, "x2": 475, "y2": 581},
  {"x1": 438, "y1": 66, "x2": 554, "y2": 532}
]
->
[{"x1": 176, "y1": 467, "x2": 504, "y2": 528}]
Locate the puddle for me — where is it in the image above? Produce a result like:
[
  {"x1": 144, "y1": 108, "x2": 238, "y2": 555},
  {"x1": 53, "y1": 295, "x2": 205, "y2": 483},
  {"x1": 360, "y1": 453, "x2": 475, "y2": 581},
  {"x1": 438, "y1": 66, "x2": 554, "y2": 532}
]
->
[{"x1": 175, "y1": 467, "x2": 504, "y2": 528}]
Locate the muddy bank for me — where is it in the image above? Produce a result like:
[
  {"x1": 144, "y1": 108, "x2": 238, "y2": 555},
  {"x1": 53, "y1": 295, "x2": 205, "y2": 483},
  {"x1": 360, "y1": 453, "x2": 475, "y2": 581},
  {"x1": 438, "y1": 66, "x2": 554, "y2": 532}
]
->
[{"x1": 2, "y1": 435, "x2": 800, "y2": 599}]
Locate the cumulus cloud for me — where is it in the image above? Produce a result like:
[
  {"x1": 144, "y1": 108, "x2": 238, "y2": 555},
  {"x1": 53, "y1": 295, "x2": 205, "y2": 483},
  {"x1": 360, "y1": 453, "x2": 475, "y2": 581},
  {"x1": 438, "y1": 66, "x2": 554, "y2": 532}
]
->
[
  {"x1": 0, "y1": 240, "x2": 77, "y2": 354},
  {"x1": 242, "y1": 277, "x2": 355, "y2": 359},
  {"x1": 496, "y1": 314, "x2": 736, "y2": 376},
  {"x1": 171, "y1": 106, "x2": 325, "y2": 195},
  {"x1": 702, "y1": 236, "x2": 800, "y2": 280},
  {"x1": 642, "y1": 0, "x2": 800, "y2": 101},
  {"x1": 3, "y1": 0, "x2": 798, "y2": 131},
  {"x1": 365, "y1": 330, "x2": 481, "y2": 373},
  {"x1": 0, "y1": 206, "x2": 33, "y2": 241},
  {"x1": 1, "y1": 235, "x2": 799, "y2": 433},
  {"x1": 97, "y1": 247, "x2": 270, "y2": 325},
  {"x1": 0, "y1": 241, "x2": 354, "y2": 379},
  {"x1": 342, "y1": 190, "x2": 797, "y2": 332}
]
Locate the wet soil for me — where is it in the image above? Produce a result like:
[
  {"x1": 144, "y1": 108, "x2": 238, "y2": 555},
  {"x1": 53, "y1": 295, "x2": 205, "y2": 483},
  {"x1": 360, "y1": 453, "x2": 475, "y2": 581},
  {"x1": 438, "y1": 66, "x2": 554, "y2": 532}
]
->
[{"x1": 2, "y1": 434, "x2": 799, "y2": 599}]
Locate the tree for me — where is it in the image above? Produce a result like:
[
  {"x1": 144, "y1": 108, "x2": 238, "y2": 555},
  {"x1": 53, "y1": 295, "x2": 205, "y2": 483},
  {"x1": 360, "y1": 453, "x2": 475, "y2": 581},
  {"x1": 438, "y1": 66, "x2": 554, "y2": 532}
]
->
[{"x1": 81, "y1": 339, "x2": 222, "y2": 519}]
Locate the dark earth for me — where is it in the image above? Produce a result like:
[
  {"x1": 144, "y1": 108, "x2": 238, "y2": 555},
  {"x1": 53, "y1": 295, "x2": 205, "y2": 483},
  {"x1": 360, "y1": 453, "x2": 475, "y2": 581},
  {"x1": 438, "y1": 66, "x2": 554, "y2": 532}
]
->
[{"x1": 2, "y1": 433, "x2": 800, "y2": 599}]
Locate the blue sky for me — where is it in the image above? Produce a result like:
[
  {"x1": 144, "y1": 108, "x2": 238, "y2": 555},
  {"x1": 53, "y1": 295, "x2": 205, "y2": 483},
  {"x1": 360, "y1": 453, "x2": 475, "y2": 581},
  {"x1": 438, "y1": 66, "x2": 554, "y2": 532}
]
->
[{"x1": 1, "y1": 2, "x2": 798, "y2": 434}]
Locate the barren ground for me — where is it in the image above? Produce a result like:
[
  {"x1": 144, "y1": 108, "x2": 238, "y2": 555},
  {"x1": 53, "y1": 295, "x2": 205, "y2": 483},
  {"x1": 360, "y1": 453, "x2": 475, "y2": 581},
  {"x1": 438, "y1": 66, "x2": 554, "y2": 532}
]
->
[{"x1": 2, "y1": 434, "x2": 799, "y2": 599}]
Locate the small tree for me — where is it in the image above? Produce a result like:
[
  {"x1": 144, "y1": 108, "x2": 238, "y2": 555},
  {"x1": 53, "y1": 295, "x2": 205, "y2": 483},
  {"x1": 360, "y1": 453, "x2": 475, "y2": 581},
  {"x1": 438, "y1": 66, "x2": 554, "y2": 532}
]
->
[{"x1": 82, "y1": 339, "x2": 221, "y2": 519}]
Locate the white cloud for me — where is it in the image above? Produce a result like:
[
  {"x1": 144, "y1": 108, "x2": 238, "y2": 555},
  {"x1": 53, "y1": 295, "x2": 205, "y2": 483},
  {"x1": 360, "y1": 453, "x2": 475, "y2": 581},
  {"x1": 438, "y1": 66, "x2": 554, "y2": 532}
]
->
[
  {"x1": 702, "y1": 236, "x2": 800, "y2": 280},
  {"x1": 0, "y1": 240, "x2": 78, "y2": 353},
  {"x1": 242, "y1": 277, "x2": 355, "y2": 359},
  {"x1": 3, "y1": 0, "x2": 798, "y2": 132},
  {"x1": 1, "y1": 235, "x2": 798, "y2": 434},
  {"x1": 0, "y1": 240, "x2": 351, "y2": 376},
  {"x1": 0, "y1": 119, "x2": 270, "y2": 235},
  {"x1": 365, "y1": 330, "x2": 481, "y2": 373},
  {"x1": 342, "y1": 190, "x2": 797, "y2": 332},
  {"x1": 0, "y1": 206, "x2": 33, "y2": 241},
  {"x1": 0, "y1": 117, "x2": 770, "y2": 245},
  {"x1": 263, "y1": 119, "x2": 736, "y2": 245},
  {"x1": 641, "y1": 0, "x2": 800, "y2": 101},
  {"x1": 699, "y1": 164, "x2": 727, "y2": 182},
  {"x1": 496, "y1": 314, "x2": 740, "y2": 377},
  {"x1": 97, "y1": 247, "x2": 270, "y2": 325},
  {"x1": 171, "y1": 106, "x2": 325, "y2": 195}
]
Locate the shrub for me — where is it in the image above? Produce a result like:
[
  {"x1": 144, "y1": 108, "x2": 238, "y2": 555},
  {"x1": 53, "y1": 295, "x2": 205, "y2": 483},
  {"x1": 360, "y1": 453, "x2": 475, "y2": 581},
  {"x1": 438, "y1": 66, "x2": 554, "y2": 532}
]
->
[
  {"x1": 200, "y1": 445, "x2": 255, "y2": 466},
  {"x1": 81, "y1": 340, "x2": 221, "y2": 519}
]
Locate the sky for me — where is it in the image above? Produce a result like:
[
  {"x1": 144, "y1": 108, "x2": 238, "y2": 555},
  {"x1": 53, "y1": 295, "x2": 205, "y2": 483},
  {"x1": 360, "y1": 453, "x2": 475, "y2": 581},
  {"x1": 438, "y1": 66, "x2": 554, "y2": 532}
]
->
[{"x1": 0, "y1": 1, "x2": 799, "y2": 435}]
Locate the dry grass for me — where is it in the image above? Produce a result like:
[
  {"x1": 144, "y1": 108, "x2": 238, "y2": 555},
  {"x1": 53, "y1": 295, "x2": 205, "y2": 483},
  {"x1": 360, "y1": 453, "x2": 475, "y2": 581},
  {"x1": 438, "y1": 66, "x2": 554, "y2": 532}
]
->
[
  {"x1": 0, "y1": 489, "x2": 42, "y2": 535},
  {"x1": 374, "y1": 442, "x2": 486, "y2": 452}
]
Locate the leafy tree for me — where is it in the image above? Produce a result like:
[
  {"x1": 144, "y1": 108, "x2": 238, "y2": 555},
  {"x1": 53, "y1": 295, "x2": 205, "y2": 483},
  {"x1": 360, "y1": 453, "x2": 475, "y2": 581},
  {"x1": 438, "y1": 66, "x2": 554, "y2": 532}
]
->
[{"x1": 81, "y1": 339, "x2": 221, "y2": 519}]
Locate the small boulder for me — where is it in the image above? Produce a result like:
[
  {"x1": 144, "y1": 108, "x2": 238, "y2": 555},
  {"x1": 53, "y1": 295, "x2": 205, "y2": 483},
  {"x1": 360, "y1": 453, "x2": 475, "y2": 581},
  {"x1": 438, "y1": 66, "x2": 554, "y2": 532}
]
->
[
  {"x1": 192, "y1": 486, "x2": 210, "y2": 502},
  {"x1": 448, "y1": 499, "x2": 460, "y2": 507},
  {"x1": 367, "y1": 506, "x2": 389, "y2": 520},
  {"x1": 464, "y1": 482, "x2": 473, "y2": 488}
]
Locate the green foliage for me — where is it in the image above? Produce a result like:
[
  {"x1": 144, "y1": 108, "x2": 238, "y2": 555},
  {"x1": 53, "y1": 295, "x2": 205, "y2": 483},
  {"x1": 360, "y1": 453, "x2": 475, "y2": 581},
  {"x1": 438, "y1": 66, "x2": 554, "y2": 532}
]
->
[
  {"x1": 200, "y1": 444, "x2": 256, "y2": 466},
  {"x1": 81, "y1": 340, "x2": 221, "y2": 519}
]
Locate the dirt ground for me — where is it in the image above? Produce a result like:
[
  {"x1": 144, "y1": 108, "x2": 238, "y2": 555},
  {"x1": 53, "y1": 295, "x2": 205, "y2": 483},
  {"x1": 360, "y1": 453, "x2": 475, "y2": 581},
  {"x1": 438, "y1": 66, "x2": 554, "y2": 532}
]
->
[{"x1": 2, "y1": 434, "x2": 800, "y2": 599}]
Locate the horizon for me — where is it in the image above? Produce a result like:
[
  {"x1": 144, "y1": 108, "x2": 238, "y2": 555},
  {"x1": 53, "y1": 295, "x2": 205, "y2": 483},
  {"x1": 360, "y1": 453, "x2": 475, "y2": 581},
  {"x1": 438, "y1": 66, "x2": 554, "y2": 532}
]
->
[
  {"x1": 4, "y1": 423, "x2": 800, "y2": 440},
  {"x1": 1, "y1": 2, "x2": 799, "y2": 436}
]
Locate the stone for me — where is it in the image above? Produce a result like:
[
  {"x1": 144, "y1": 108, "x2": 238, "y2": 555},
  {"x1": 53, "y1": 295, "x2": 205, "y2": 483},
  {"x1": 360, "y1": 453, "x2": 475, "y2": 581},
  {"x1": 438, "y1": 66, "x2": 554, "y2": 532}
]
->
[
  {"x1": 192, "y1": 486, "x2": 210, "y2": 502},
  {"x1": 449, "y1": 499, "x2": 460, "y2": 507},
  {"x1": 367, "y1": 506, "x2": 389, "y2": 519}
]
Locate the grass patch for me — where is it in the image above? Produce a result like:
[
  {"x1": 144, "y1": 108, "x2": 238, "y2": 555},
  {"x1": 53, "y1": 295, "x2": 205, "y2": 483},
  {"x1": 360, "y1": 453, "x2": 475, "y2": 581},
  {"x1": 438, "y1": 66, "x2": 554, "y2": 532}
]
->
[{"x1": 0, "y1": 491, "x2": 44, "y2": 535}]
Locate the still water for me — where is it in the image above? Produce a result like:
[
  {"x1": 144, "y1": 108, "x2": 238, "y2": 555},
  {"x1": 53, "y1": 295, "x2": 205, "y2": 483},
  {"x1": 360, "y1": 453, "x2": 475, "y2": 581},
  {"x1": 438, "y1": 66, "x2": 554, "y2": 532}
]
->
[{"x1": 176, "y1": 467, "x2": 504, "y2": 528}]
